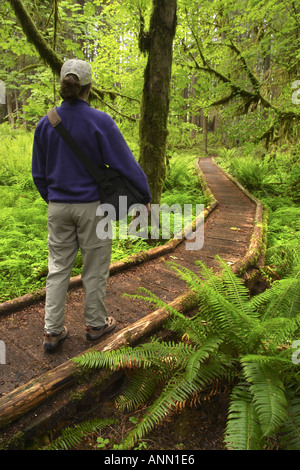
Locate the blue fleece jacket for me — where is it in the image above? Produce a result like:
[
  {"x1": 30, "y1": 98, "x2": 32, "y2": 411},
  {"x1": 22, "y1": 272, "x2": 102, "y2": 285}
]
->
[{"x1": 32, "y1": 99, "x2": 151, "y2": 204}]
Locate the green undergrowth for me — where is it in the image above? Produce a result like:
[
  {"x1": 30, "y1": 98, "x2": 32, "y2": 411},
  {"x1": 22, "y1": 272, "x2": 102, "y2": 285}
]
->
[
  {"x1": 0, "y1": 129, "x2": 206, "y2": 302},
  {"x1": 215, "y1": 144, "x2": 300, "y2": 279}
]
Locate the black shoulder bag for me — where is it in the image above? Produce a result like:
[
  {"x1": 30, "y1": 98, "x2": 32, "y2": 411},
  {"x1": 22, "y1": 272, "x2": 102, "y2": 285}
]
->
[{"x1": 47, "y1": 107, "x2": 147, "y2": 220}]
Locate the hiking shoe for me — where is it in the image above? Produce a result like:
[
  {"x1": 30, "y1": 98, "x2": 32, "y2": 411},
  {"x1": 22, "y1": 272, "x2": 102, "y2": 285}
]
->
[
  {"x1": 86, "y1": 317, "x2": 116, "y2": 341},
  {"x1": 43, "y1": 326, "x2": 68, "y2": 351}
]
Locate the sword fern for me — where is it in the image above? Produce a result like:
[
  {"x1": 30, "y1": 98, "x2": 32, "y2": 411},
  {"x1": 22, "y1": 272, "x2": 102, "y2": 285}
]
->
[{"x1": 74, "y1": 257, "x2": 300, "y2": 450}]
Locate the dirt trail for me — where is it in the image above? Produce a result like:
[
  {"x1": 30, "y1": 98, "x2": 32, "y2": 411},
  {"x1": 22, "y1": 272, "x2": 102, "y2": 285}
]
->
[{"x1": 0, "y1": 157, "x2": 257, "y2": 398}]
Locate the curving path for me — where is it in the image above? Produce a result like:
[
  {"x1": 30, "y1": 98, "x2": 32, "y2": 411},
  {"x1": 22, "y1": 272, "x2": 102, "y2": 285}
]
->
[{"x1": 0, "y1": 157, "x2": 265, "y2": 439}]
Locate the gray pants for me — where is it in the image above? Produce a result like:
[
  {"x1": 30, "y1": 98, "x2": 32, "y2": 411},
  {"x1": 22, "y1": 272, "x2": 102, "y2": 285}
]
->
[{"x1": 45, "y1": 201, "x2": 112, "y2": 334}]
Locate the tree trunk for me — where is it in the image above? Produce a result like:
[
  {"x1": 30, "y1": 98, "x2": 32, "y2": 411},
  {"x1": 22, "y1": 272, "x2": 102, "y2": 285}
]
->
[{"x1": 138, "y1": 0, "x2": 177, "y2": 204}]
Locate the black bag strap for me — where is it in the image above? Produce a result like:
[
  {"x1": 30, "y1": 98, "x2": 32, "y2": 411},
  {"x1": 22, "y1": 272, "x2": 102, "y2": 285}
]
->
[{"x1": 47, "y1": 107, "x2": 115, "y2": 195}]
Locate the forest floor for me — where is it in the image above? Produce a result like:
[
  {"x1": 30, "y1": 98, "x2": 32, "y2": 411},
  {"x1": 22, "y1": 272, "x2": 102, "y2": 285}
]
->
[{"x1": 74, "y1": 391, "x2": 230, "y2": 451}]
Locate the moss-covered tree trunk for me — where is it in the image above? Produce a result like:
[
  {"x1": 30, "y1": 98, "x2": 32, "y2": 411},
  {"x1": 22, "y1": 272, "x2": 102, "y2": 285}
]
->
[{"x1": 138, "y1": 0, "x2": 177, "y2": 204}]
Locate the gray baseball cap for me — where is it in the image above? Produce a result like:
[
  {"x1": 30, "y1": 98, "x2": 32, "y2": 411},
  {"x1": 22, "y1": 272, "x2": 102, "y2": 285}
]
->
[{"x1": 60, "y1": 59, "x2": 92, "y2": 86}]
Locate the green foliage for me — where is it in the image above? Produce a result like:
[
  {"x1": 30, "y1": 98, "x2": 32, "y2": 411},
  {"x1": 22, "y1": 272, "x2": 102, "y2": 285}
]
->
[
  {"x1": 278, "y1": 389, "x2": 300, "y2": 450},
  {"x1": 2, "y1": 0, "x2": 300, "y2": 153},
  {"x1": 0, "y1": 0, "x2": 148, "y2": 124},
  {"x1": 0, "y1": 129, "x2": 49, "y2": 299},
  {"x1": 0, "y1": 132, "x2": 205, "y2": 302},
  {"x1": 163, "y1": 151, "x2": 206, "y2": 202},
  {"x1": 225, "y1": 384, "x2": 265, "y2": 450},
  {"x1": 180, "y1": 0, "x2": 300, "y2": 145},
  {"x1": 97, "y1": 436, "x2": 110, "y2": 449},
  {"x1": 74, "y1": 257, "x2": 300, "y2": 450},
  {"x1": 216, "y1": 145, "x2": 300, "y2": 279},
  {"x1": 0, "y1": 127, "x2": 33, "y2": 185},
  {"x1": 40, "y1": 417, "x2": 117, "y2": 450},
  {"x1": 227, "y1": 156, "x2": 273, "y2": 193}
]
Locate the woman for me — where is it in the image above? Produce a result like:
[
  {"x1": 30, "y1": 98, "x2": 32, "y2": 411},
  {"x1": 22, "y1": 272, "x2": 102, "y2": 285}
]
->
[{"x1": 32, "y1": 59, "x2": 151, "y2": 351}]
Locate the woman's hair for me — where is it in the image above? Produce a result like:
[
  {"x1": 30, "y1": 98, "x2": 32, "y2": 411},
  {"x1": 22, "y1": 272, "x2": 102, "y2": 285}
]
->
[{"x1": 60, "y1": 74, "x2": 90, "y2": 102}]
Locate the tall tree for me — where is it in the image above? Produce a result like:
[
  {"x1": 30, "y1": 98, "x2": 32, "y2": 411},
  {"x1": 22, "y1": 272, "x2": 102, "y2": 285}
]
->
[{"x1": 138, "y1": 0, "x2": 177, "y2": 204}]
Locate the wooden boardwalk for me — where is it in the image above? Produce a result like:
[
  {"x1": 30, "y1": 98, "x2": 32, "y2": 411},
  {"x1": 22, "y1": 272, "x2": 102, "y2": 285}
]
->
[{"x1": 0, "y1": 157, "x2": 264, "y2": 437}]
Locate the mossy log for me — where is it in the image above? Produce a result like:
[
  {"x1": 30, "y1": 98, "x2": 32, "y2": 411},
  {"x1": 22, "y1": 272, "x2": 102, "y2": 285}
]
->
[{"x1": 0, "y1": 293, "x2": 189, "y2": 428}]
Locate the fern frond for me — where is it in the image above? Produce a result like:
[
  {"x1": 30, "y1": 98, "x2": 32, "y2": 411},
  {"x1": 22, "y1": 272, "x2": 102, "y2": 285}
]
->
[
  {"x1": 114, "y1": 337, "x2": 225, "y2": 411},
  {"x1": 138, "y1": 340, "x2": 196, "y2": 371},
  {"x1": 192, "y1": 358, "x2": 231, "y2": 391},
  {"x1": 43, "y1": 418, "x2": 116, "y2": 450},
  {"x1": 119, "y1": 356, "x2": 228, "y2": 450},
  {"x1": 258, "y1": 277, "x2": 300, "y2": 320},
  {"x1": 246, "y1": 316, "x2": 300, "y2": 355},
  {"x1": 123, "y1": 286, "x2": 188, "y2": 321},
  {"x1": 115, "y1": 367, "x2": 172, "y2": 412},
  {"x1": 165, "y1": 308, "x2": 214, "y2": 346},
  {"x1": 194, "y1": 258, "x2": 225, "y2": 295},
  {"x1": 167, "y1": 258, "x2": 260, "y2": 352},
  {"x1": 125, "y1": 283, "x2": 216, "y2": 346},
  {"x1": 185, "y1": 335, "x2": 223, "y2": 382},
  {"x1": 73, "y1": 346, "x2": 152, "y2": 371},
  {"x1": 225, "y1": 384, "x2": 265, "y2": 450},
  {"x1": 216, "y1": 257, "x2": 254, "y2": 315},
  {"x1": 197, "y1": 282, "x2": 259, "y2": 351},
  {"x1": 118, "y1": 372, "x2": 195, "y2": 449},
  {"x1": 166, "y1": 261, "x2": 204, "y2": 291},
  {"x1": 74, "y1": 340, "x2": 197, "y2": 373},
  {"x1": 240, "y1": 353, "x2": 298, "y2": 385},
  {"x1": 290, "y1": 264, "x2": 300, "y2": 280},
  {"x1": 278, "y1": 389, "x2": 300, "y2": 450},
  {"x1": 242, "y1": 361, "x2": 288, "y2": 436},
  {"x1": 119, "y1": 365, "x2": 218, "y2": 450},
  {"x1": 260, "y1": 317, "x2": 300, "y2": 351}
]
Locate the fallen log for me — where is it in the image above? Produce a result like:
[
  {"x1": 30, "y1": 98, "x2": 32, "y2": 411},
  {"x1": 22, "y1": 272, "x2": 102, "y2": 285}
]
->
[{"x1": 0, "y1": 292, "x2": 190, "y2": 429}]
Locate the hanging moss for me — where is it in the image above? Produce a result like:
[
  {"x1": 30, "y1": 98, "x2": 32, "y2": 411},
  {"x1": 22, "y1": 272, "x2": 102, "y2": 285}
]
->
[
  {"x1": 9, "y1": 0, "x2": 106, "y2": 101},
  {"x1": 9, "y1": 0, "x2": 63, "y2": 74}
]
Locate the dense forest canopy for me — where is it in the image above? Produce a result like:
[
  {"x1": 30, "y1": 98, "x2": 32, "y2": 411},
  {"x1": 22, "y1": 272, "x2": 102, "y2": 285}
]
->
[{"x1": 1, "y1": 0, "x2": 300, "y2": 150}]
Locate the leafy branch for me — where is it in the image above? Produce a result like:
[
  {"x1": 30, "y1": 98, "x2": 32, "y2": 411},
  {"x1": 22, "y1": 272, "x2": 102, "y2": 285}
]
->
[
  {"x1": 180, "y1": 13, "x2": 300, "y2": 144},
  {"x1": 9, "y1": 0, "x2": 139, "y2": 120}
]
